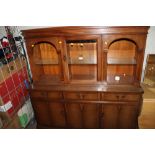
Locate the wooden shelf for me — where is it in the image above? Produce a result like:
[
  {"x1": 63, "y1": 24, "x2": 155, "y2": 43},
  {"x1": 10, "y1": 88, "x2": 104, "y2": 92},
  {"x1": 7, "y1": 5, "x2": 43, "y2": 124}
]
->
[{"x1": 107, "y1": 58, "x2": 136, "y2": 65}]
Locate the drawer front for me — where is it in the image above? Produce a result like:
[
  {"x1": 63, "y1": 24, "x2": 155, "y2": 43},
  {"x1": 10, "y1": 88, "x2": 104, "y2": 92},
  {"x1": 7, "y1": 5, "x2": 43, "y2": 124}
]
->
[
  {"x1": 30, "y1": 91, "x2": 47, "y2": 99},
  {"x1": 102, "y1": 93, "x2": 140, "y2": 102},
  {"x1": 63, "y1": 92, "x2": 99, "y2": 100},
  {"x1": 48, "y1": 92, "x2": 63, "y2": 99}
]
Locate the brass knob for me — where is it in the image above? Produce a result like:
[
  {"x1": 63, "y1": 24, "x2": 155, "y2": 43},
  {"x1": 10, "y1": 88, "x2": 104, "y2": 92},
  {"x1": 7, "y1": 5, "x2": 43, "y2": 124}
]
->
[
  {"x1": 104, "y1": 41, "x2": 107, "y2": 45},
  {"x1": 58, "y1": 41, "x2": 62, "y2": 44},
  {"x1": 32, "y1": 44, "x2": 34, "y2": 47}
]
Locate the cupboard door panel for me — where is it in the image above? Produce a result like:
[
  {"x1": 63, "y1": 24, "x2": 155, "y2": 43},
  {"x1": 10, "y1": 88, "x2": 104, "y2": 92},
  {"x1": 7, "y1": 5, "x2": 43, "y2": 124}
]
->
[
  {"x1": 48, "y1": 102, "x2": 66, "y2": 128},
  {"x1": 32, "y1": 101, "x2": 51, "y2": 126},
  {"x1": 101, "y1": 105, "x2": 119, "y2": 129},
  {"x1": 65, "y1": 103, "x2": 82, "y2": 128},
  {"x1": 119, "y1": 105, "x2": 137, "y2": 129},
  {"x1": 83, "y1": 103, "x2": 99, "y2": 128}
]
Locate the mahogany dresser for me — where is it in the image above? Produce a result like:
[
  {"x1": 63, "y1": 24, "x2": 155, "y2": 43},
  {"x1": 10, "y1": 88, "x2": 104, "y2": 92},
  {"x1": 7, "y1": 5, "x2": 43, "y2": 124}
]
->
[{"x1": 23, "y1": 26, "x2": 149, "y2": 128}]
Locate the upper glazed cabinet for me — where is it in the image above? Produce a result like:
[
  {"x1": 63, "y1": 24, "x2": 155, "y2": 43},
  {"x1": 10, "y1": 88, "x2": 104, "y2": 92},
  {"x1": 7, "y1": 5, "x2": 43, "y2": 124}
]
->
[
  {"x1": 102, "y1": 33, "x2": 148, "y2": 85},
  {"x1": 23, "y1": 27, "x2": 148, "y2": 85}
]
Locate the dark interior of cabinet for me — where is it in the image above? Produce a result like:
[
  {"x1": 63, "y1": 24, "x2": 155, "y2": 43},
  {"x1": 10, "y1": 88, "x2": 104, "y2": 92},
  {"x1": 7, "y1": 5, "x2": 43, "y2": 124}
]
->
[
  {"x1": 66, "y1": 40, "x2": 97, "y2": 82},
  {"x1": 107, "y1": 39, "x2": 137, "y2": 84}
]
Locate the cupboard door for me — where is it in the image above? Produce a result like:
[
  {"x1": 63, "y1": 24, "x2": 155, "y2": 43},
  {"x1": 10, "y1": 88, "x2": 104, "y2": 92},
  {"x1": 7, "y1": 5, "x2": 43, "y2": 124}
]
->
[
  {"x1": 101, "y1": 104, "x2": 119, "y2": 129},
  {"x1": 32, "y1": 101, "x2": 51, "y2": 127},
  {"x1": 119, "y1": 105, "x2": 138, "y2": 129},
  {"x1": 48, "y1": 102, "x2": 66, "y2": 128},
  {"x1": 82, "y1": 103, "x2": 99, "y2": 128},
  {"x1": 65, "y1": 103, "x2": 82, "y2": 128}
]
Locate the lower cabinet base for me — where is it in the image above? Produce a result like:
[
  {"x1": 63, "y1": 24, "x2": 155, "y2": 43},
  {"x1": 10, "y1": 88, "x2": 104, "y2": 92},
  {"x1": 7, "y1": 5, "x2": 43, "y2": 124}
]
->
[
  {"x1": 35, "y1": 104, "x2": 140, "y2": 129},
  {"x1": 30, "y1": 88, "x2": 143, "y2": 129}
]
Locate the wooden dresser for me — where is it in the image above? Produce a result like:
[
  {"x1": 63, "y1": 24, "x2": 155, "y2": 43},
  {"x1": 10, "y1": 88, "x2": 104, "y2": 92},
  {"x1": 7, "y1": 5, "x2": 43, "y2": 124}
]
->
[{"x1": 23, "y1": 26, "x2": 149, "y2": 128}]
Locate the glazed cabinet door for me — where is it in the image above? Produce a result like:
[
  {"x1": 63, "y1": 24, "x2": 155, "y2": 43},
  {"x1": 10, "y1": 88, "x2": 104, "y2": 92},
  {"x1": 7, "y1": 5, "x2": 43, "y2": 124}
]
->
[
  {"x1": 26, "y1": 37, "x2": 66, "y2": 83},
  {"x1": 65, "y1": 35, "x2": 102, "y2": 82},
  {"x1": 48, "y1": 102, "x2": 66, "y2": 128},
  {"x1": 102, "y1": 34, "x2": 147, "y2": 84},
  {"x1": 32, "y1": 101, "x2": 51, "y2": 127}
]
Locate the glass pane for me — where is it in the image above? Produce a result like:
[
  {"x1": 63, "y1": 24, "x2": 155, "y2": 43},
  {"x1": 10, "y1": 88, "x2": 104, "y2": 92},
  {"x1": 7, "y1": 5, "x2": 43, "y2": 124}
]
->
[
  {"x1": 32, "y1": 42, "x2": 60, "y2": 82},
  {"x1": 107, "y1": 40, "x2": 137, "y2": 64},
  {"x1": 107, "y1": 39, "x2": 137, "y2": 84},
  {"x1": 66, "y1": 40, "x2": 97, "y2": 81}
]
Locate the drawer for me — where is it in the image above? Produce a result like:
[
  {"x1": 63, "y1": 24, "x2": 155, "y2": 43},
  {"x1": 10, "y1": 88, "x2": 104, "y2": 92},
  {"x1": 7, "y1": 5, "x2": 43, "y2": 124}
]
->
[
  {"x1": 30, "y1": 91, "x2": 47, "y2": 99},
  {"x1": 48, "y1": 92, "x2": 63, "y2": 99},
  {"x1": 63, "y1": 92, "x2": 99, "y2": 100},
  {"x1": 102, "y1": 93, "x2": 140, "y2": 102}
]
